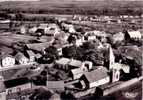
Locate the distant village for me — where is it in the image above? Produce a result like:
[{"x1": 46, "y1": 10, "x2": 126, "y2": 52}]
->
[{"x1": 0, "y1": 13, "x2": 142, "y2": 100}]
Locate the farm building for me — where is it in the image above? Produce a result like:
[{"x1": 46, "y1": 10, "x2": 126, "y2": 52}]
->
[
  {"x1": 80, "y1": 67, "x2": 110, "y2": 89},
  {"x1": 15, "y1": 52, "x2": 29, "y2": 65},
  {"x1": 125, "y1": 30, "x2": 141, "y2": 41},
  {"x1": 4, "y1": 77, "x2": 32, "y2": 95},
  {"x1": 0, "y1": 55, "x2": 15, "y2": 67}
]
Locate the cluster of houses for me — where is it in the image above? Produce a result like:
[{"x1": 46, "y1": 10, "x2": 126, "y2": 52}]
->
[
  {"x1": 55, "y1": 45, "x2": 130, "y2": 91},
  {"x1": 0, "y1": 45, "x2": 130, "y2": 100},
  {"x1": 0, "y1": 16, "x2": 142, "y2": 99},
  {"x1": 0, "y1": 50, "x2": 37, "y2": 68},
  {"x1": 72, "y1": 15, "x2": 141, "y2": 24}
]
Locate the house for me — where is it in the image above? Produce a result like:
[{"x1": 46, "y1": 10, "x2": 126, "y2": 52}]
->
[
  {"x1": 4, "y1": 77, "x2": 32, "y2": 95},
  {"x1": 55, "y1": 58, "x2": 93, "y2": 71},
  {"x1": 45, "y1": 27, "x2": 60, "y2": 37},
  {"x1": 0, "y1": 55, "x2": 15, "y2": 67},
  {"x1": 54, "y1": 31, "x2": 70, "y2": 43},
  {"x1": 84, "y1": 32, "x2": 96, "y2": 41},
  {"x1": 69, "y1": 68, "x2": 88, "y2": 80},
  {"x1": 68, "y1": 59, "x2": 83, "y2": 69},
  {"x1": 0, "y1": 76, "x2": 6, "y2": 100},
  {"x1": 15, "y1": 52, "x2": 29, "y2": 65},
  {"x1": 53, "y1": 44, "x2": 63, "y2": 56},
  {"x1": 61, "y1": 23, "x2": 76, "y2": 33},
  {"x1": 74, "y1": 34, "x2": 84, "y2": 46},
  {"x1": 80, "y1": 67, "x2": 110, "y2": 89},
  {"x1": 25, "y1": 42, "x2": 51, "y2": 53},
  {"x1": 125, "y1": 30, "x2": 141, "y2": 41},
  {"x1": 28, "y1": 26, "x2": 38, "y2": 34},
  {"x1": 55, "y1": 57, "x2": 70, "y2": 70},
  {"x1": 46, "y1": 81, "x2": 65, "y2": 91},
  {"x1": 20, "y1": 25, "x2": 27, "y2": 34},
  {"x1": 25, "y1": 50, "x2": 36, "y2": 63},
  {"x1": 44, "y1": 23, "x2": 60, "y2": 36},
  {"x1": 111, "y1": 63, "x2": 130, "y2": 74}
]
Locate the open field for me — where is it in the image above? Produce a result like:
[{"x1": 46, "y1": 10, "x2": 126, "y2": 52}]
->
[{"x1": 0, "y1": 0, "x2": 142, "y2": 15}]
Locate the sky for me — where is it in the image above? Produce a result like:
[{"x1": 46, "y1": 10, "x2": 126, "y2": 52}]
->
[
  {"x1": 0, "y1": 0, "x2": 39, "y2": 1},
  {"x1": 0, "y1": 0, "x2": 140, "y2": 1}
]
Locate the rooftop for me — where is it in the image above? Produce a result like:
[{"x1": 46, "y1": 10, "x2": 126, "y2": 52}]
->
[
  {"x1": 4, "y1": 77, "x2": 30, "y2": 88},
  {"x1": 83, "y1": 67, "x2": 109, "y2": 83},
  {"x1": 55, "y1": 57, "x2": 70, "y2": 65},
  {"x1": 127, "y1": 30, "x2": 141, "y2": 38},
  {"x1": 68, "y1": 59, "x2": 82, "y2": 67}
]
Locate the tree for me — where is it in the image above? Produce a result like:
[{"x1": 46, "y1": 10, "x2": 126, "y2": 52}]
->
[
  {"x1": 61, "y1": 91, "x2": 76, "y2": 100},
  {"x1": 62, "y1": 46, "x2": 77, "y2": 59},
  {"x1": 67, "y1": 34, "x2": 76, "y2": 44},
  {"x1": 83, "y1": 49, "x2": 104, "y2": 66},
  {"x1": 43, "y1": 46, "x2": 59, "y2": 63},
  {"x1": 29, "y1": 88, "x2": 53, "y2": 100},
  {"x1": 82, "y1": 41, "x2": 96, "y2": 49},
  {"x1": 15, "y1": 12, "x2": 24, "y2": 21}
]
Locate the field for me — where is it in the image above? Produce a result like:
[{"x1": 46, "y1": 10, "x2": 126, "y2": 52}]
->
[{"x1": 0, "y1": 0, "x2": 142, "y2": 15}]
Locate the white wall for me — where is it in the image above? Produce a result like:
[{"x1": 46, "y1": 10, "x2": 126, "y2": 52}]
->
[{"x1": 89, "y1": 77, "x2": 110, "y2": 88}]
